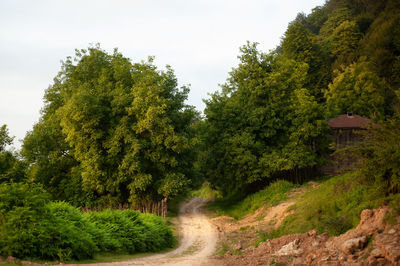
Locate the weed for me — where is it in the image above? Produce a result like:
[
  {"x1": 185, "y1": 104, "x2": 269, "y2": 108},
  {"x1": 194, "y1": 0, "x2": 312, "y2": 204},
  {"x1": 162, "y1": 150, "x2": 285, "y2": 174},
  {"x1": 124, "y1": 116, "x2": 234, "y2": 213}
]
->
[
  {"x1": 240, "y1": 225, "x2": 250, "y2": 231},
  {"x1": 216, "y1": 242, "x2": 230, "y2": 256},
  {"x1": 230, "y1": 249, "x2": 243, "y2": 255}
]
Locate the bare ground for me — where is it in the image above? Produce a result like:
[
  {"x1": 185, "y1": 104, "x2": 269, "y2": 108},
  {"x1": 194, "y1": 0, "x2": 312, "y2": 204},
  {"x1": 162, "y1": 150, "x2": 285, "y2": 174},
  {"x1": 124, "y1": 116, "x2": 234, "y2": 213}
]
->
[{"x1": 77, "y1": 197, "x2": 219, "y2": 266}]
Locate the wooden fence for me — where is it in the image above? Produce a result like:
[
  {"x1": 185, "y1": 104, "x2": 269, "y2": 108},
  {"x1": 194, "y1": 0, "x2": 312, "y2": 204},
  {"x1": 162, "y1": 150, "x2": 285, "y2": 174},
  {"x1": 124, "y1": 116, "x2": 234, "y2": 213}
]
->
[{"x1": 81, "y1": 197, "x2": 168, "y2": 218}]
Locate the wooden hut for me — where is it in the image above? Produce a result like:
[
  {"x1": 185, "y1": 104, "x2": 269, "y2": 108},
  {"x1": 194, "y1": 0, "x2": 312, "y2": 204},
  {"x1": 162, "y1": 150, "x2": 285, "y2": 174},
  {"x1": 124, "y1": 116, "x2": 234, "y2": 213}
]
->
[
  {"x1": 328, "y1": 112, "x2": 371, "y2": 146},
  {"x1": 322, "y1": 112, "x2": 371, "y2": 175}
]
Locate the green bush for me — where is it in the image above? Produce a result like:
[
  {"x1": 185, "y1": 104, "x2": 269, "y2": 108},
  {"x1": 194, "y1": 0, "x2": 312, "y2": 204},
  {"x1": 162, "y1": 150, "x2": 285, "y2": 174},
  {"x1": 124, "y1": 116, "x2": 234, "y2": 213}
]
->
[
  {"x1": 140, "y1": 213, "x2": 175, "y2": 250},
  {"x1": 0, "y1": 182, "x2": 52, "y2": 259},
  {"x1": 86, "y1": 210, "x2": 175, "y2": 254},
  {"x1": 86, "y1": 210, "x2": 147, "y2": 254},
  {"x1": 0, "y1": 182, "x2": 175, "y2": 261},
  {"x1": 44, "y1": 202, "x2": 99, "y2": 260}
]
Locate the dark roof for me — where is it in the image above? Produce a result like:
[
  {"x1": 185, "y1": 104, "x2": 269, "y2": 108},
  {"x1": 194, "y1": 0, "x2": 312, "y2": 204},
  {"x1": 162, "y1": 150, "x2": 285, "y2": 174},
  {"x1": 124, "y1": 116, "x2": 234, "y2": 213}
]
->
[{"x1": 328, "y1": 114, "x2": 371, "y2": 129}]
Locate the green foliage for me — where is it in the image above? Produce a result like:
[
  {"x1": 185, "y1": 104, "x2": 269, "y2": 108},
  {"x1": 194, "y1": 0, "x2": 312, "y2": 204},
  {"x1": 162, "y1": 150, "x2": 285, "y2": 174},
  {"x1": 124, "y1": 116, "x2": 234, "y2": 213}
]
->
[
  {"x1": 22, "y1": 46, "x2": 199, "y2": 206},
  {"x1": 21, "y1": 107, "x2": 88, "y2": 206},
  {"x1": 45, "y1": 202, "x2": 99, "y2": 260},
  {"x1": 190, "y1": 181, "x2": 222, "y2": 199},
  {"x1": 85, "y1": 210, "x2": 174, "y2": 254},
  {"x1": 330, "y1": 20, "x2": 361, "y2": 65},
  {"x1": 345, "y1": 115, "x2": 400, "y2": 193},
  {"x1": 208, "y1": 180, "x2": 295, "y2": 220},
  {"x1": 262, "y1": 173, "x2": 385, "y2": 240},
  {"x1": 0, "y1": 182, "x2": 175, "y2": 261},
  {"x1": 325, "y1": 60, "x2": 386, "y2": 118},
  {"x1": 201, "y1": 43, "x2": 329, "y2": 196},
  {"x1": 0, "y1": 125, "x2": 13, "y2": 153},
  {"x1": 0, "y1": 125, "x2": 27, "y2": 183}
]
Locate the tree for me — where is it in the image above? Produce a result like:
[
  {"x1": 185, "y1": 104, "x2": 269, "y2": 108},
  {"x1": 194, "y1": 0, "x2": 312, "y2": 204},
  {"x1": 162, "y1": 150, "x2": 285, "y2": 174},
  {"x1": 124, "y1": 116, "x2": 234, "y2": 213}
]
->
[
  {"x1": 325, "y1": 60, "x2": 386, "y2": 119},
  {"x1": 0, "y1": 125, "x2": 13, "y2": 153},
  {"x1": 281, "y1": 20, "x2": 331, "y2": 102},
  {"x1": 330, "y1": 20, "x2": 362, "y2": 66},
  {"x1": 341, "y1": 113, "x2": 400, "y2": 194},
  {"x1": 23, "y1": 46, "x2": 198, "y2": 207},
  {"x1": 201, "y1": 43, "x2": 329, "y2": 196},
  {"x1": 0, "y1": 125, "x2": 26, "y2": 183}
]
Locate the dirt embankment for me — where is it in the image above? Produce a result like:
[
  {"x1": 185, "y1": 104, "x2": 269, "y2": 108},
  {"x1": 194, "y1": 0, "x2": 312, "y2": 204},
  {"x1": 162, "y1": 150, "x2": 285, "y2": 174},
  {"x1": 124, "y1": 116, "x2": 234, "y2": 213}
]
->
[{"x1": 213, "y1": 204, "x2": 400, "y2": 265}]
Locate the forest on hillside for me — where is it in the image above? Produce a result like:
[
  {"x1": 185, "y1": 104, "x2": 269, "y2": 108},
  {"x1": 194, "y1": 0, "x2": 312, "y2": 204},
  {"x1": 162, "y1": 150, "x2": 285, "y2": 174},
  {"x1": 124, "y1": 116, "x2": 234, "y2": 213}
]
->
[{"x1": 1, "y1": 0, "x2": 400, "y2": 261}]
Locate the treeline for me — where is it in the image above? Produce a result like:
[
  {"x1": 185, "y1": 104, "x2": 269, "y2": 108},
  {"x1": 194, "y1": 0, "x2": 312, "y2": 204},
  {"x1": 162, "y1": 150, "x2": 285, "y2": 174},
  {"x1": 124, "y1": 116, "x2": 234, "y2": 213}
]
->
[{"x1": 198, "y1": 0, "x2": 400, "y2": 196}]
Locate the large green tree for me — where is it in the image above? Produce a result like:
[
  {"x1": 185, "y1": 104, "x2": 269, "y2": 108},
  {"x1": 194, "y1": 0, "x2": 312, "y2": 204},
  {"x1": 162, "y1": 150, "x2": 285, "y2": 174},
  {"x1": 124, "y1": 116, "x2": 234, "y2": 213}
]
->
[
  {"x1": 201, "y1": 43, "x2": 328, "y2": 196},
  {"x1": 23, "y1": 46, "x2": 198, "y2": 206}
]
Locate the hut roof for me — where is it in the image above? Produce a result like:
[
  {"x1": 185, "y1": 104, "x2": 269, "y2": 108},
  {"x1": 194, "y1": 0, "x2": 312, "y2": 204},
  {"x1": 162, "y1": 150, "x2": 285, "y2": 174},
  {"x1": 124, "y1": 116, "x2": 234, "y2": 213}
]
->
[{"x1": 328, "y1": 113, "x2": 371, "y2": 129}]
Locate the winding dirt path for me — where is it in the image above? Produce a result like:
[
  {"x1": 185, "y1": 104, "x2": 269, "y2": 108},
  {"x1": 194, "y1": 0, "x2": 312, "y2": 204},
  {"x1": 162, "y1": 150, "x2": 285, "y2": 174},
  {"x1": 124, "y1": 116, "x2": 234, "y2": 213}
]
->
[{"x1": 88, "y1": 197, "x2": 218, "y2": 266}]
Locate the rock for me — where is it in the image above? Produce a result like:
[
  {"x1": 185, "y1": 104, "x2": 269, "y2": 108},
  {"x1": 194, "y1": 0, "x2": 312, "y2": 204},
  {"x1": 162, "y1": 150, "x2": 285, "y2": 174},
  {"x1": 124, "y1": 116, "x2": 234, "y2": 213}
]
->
[
  {"x1": 257, "y1": 240, "x2": 271, "y2": 251},
  {"x1": 275, "y1": 239, "x2": 303, "y2": 256},
  {"x1": 382, "y1": 244, "x2": 400, "y2": 263},
  {"x1": 308, "y1": 229, "x2": 318, "y2": 237},
  {"x1": 356, "y1": 208, "x2": 389, "y2": 237},
  {"x1": 318, "y1": 232, "x2": 329, "y2": 240},
  {"x1": 291, "y1": 257, "x2": 303, "y2": 265},
  {"x1": 232, "y1": 241, "x2": 242, "y2": 251},
  {"x1": 341, "y1": 236, "x2": 367, "y2": 254},
  {"x1": 312, "y1": 240, "x2": 319, "y2": 247},
  {"x1": 306, "y1": 253, "x2": 316, "y2": 264},
  {"x1": 246, "y1": 246, "x2": 256, "y2": 252},
  {"x1": 370, "y1": 248, "x2": 383, "y2": 258},
  {"x1": 388, "y1": 228, "x2": 396, "y2": 234},
  {"x1": 374, "y1": 232, "x2": 400, "y2": 263},
  {"x1": 360, "y1": 209, "x2": 374, "y2": 220}
]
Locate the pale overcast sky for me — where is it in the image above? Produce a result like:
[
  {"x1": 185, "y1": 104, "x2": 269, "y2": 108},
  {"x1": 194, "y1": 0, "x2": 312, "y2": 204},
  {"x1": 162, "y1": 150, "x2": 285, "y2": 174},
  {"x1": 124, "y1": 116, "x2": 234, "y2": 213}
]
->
[{"x1": 0, "y1": 0, "x2": 325, "y2": 149}]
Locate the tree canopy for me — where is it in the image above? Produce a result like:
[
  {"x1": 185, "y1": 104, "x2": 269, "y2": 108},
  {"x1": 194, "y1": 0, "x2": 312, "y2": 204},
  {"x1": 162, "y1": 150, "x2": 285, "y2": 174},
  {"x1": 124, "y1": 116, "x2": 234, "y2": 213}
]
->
[{"x1": 22, "y1": 46, "x2": 199, "y2": 207}]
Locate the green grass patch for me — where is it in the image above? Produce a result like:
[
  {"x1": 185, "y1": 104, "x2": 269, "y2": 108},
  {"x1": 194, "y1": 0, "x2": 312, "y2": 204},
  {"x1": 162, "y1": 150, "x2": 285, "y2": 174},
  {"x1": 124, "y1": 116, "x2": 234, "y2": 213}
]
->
[
  {"x1": 208, "y1": 180, "x2": 296, "y2": 220},
  {"x1": 259, "y1": 172, "x2": 390, "y2": 241}
]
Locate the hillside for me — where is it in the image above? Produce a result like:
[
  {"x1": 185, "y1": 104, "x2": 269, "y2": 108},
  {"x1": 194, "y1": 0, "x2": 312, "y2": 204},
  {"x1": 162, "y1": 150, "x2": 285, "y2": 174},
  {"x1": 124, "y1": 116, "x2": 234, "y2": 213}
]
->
[{"x1": 208, "y1": 174, "x2": 400, "y2": 265}]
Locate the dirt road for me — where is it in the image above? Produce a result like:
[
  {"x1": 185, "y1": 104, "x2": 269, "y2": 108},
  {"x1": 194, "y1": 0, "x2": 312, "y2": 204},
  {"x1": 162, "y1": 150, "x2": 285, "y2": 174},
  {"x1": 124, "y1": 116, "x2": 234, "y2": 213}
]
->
[{"x1": 89, "y1": 197, "x2": 219, "y2": 266}]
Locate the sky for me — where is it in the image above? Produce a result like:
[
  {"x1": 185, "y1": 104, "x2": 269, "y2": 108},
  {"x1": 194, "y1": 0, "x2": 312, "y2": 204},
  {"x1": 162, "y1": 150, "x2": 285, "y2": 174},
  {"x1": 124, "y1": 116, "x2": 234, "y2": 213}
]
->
[{"x1": 0, "y1": 0, "x2": 325, "y2": 149}]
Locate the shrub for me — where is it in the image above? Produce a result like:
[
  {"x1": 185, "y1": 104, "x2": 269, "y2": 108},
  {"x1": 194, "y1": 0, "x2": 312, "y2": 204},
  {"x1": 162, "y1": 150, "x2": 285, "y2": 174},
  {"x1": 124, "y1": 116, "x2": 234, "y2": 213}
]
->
[
  {"x1": 0, "y1": 182, "x2": 175, "y2": 261},
  {"x1": 86, "y1": 210, "x2": 175, "y2": 254},
  {"x1": 0, "y1": 182, "x2": 51, "y2": 259},
  {"x1": 44, "y1": 202, "x2": 99, "y2": 260},
  {"x1": 140, "y1": 213, "x2": 175, "y2": 250}
]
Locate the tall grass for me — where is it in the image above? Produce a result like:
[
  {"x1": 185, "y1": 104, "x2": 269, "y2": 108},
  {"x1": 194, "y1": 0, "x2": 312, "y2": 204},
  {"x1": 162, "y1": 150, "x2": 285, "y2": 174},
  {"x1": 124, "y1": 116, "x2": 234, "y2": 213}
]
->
[{"x1": 208, "y1": 180, "x2": 295, "y2": 220}]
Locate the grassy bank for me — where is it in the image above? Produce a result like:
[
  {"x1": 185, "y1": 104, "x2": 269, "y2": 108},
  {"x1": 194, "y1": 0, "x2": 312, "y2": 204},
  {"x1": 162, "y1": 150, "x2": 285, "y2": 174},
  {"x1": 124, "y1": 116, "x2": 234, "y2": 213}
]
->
[
  {"x1": 259, "y1": 172, "x2": 399, "y2": 242},
  {"x1": 208, "y1": 180, "x2": 296, "y2": 220}
]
